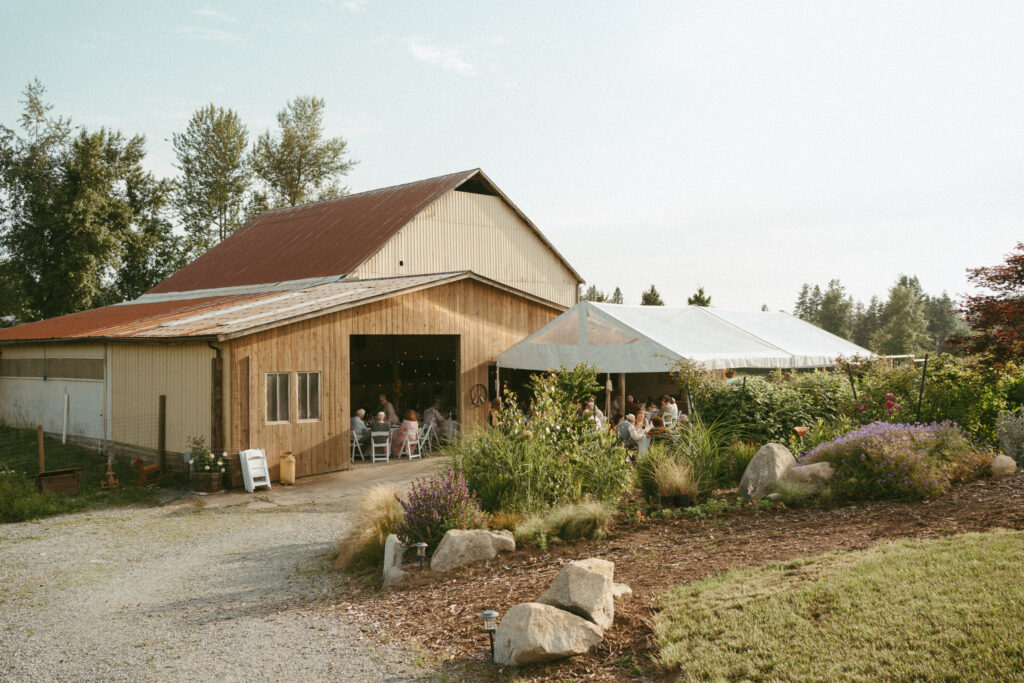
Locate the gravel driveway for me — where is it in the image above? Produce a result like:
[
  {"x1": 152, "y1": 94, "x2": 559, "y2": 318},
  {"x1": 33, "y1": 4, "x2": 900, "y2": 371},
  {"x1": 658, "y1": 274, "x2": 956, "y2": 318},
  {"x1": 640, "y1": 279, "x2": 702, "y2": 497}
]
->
[{"x1": 0, "y1": 459, "x2": 443, "y2": 682}]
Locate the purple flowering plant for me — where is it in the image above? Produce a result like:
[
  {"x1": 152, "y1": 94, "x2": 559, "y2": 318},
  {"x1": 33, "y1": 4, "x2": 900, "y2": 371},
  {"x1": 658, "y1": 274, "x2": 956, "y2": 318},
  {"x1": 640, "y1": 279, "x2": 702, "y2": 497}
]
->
[
  {"x1": 800, "y1": 420, "x2": 991, "y2": 501},
  {"x1": 396, "y1": 467, "x2": 486, "y2": 549}
]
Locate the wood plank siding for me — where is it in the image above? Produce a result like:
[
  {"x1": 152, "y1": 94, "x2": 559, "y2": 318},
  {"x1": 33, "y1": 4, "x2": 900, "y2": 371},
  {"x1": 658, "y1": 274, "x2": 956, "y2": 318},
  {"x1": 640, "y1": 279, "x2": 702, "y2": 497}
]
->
[
  {"x1": 228, "y1": 278, "x2": 559, "y2": 480},
  {"x1": 354, "y1": 190, "x2": 579, "y2": 308}
]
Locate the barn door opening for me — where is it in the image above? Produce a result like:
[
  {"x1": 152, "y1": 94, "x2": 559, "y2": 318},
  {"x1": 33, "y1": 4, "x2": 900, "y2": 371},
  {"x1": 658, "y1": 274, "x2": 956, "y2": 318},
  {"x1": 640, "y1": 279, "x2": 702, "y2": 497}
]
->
[{"x1": 349, "y1": 335, "x2": 460, "y2": 422}]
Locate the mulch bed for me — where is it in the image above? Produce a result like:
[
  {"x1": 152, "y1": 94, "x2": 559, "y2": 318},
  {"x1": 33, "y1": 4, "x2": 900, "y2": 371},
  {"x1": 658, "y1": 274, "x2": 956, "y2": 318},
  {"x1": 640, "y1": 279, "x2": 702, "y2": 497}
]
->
[{"x1": 333, "y1": 474, "x2": 1024, "y2": 681}]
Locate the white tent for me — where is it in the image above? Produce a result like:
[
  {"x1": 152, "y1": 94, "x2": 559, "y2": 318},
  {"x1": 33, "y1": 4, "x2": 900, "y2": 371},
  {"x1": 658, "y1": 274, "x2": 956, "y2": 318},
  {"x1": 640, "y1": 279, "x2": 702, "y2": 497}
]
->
[{"x1": 496, "y1": 301, "x2": 872, "y2": 372}]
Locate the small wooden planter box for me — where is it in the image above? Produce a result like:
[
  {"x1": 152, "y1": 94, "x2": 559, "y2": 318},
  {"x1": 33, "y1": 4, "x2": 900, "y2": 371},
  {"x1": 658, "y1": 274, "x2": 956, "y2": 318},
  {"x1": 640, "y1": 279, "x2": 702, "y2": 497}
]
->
[
  {"x1": 191, "y1": 471, "x2": 224, "y2": 493},
  {"x1": 35, "y1": 468, "x2": 82, "y2": 495}
]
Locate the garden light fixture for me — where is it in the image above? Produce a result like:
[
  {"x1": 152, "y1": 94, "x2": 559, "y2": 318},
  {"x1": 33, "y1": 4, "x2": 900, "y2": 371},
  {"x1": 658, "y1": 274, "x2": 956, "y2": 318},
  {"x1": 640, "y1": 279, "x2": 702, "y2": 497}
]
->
[
  {"x1": 415, "y1": 542, "x2": 428, "y2": 571},
  {"x1": 480, "y1": 609, "x2": 499, "y2": 659}
]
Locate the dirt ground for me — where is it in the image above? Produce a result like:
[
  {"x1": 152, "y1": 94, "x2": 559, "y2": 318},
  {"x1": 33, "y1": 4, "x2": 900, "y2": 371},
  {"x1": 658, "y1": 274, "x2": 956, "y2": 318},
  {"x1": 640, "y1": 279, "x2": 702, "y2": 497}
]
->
[{"x1": 341, "y1": 473, "x2": 1024, "y2": 681}]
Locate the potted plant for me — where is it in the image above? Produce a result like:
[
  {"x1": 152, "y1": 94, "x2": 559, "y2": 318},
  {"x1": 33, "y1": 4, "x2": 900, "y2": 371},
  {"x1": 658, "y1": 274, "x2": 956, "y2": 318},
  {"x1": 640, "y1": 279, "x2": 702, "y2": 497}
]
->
[
  {"x1": 652, "y1": 457, "x2": 699, "y2": 508},
  {"x1": 188, "y1": 436, "x2": 225, "y2": 493}
]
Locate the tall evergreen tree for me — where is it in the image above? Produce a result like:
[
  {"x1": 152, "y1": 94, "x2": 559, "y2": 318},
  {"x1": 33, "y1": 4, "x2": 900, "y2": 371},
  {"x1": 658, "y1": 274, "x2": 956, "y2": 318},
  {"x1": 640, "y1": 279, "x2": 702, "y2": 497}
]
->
[
  {"x1": 924, "y1": 291, "x2": 962, "y2": 353},
  {"x1": 873, "y1": 282, "x2": 930, "y2": 355},
  {"x1": 687, "y1": 286, "x2": 711, "y2": 307},
  {"x1": 794, "y1": 283, "x2": 822, "y2": 322},
  {"x1": 581, "y1": 284, "x2": 608, "y2": 302},
  {"x1": 609, "y1": 287, "x2": 624, "y2": 304},
  {"x1": 641, "y1": 284, "x2": 665, "y2": 306},
  {"x1": 251, "y1": 95, "x2": 355, "y2": 207},
  {"x1": 173, "y1": 104, "x2": 249, "y2": 248},
  {"x1": 851, "y1": 296, "x2": 883, "y2": 350},
  {"x1": 818, "y1": 279, "x2": 854, "y2": 339}
]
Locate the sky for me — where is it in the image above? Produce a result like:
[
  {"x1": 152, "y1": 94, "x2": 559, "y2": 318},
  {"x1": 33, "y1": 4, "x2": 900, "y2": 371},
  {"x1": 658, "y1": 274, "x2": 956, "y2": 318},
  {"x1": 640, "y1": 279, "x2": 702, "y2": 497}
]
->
[{"x1": 1, "y1": 1, "x2": 1021, "y2": 310}]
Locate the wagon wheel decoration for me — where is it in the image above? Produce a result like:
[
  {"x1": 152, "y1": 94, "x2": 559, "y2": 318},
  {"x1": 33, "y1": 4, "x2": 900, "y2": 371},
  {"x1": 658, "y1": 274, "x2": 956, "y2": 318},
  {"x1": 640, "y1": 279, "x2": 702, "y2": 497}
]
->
[{"x1": 470, "y1": 383, "x2": 488, "y2": 405}]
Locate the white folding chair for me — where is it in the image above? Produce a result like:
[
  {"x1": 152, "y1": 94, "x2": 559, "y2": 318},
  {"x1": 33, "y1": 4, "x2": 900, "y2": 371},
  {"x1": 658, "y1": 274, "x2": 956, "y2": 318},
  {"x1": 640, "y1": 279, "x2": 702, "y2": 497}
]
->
[
  {"x1": 418, "y1": 423, "x2": 437, "y2": 455},
  {"x1": 400, "y1": 431, "x2": 422, "y2": 460},
  {"x1": 370, "y1": 431, "x2": 390, "y2": 463},
  {"x1": 351, "y1": 432, "x2": 365, "y2": 461},
  {"x1": 239, "y1": 448, "x2": 272, "y2": 492}
]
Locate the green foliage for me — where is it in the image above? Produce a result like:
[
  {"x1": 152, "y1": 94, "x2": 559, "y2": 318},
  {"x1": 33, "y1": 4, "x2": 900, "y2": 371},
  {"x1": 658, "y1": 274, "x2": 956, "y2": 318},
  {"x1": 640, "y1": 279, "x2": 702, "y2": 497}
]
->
[
  {"x1": 395, "y1": 468, "x2": 486, "y2": 550},
  {"x1": 635, "y1": 442, "x2": 670, "y2": 504},
  {"x1": 514, "y1": 501, "x2": 614, "y2": 547},
  {"x1": 251, "y1": 95, "x2": 355, "y2": 207},
  {"x1": 609, "y1": 287, "x2": 624, "y2": 304},
  {"x1": 952, "y1": 241, "x2": 1024, "y2": 363},
  {"x1": 765, "y1": 478, "x2": 816, "y2": 506},
  {"x1": 173, "y1": 104, "x2": 250, "y2": 247},
  {"x1": 720, "y1": 439, "x2": 758, "y2": 486},
  {"x1": 0, "y1": 422, "x2": 160, "y2": 523},
  {"x1": 802, "y1": 421, "x2": 991, "y2": 501},
  {"x1": 448, "y1": 365, "x2": 631, "y2": 513},
  {"x1": 874, "y1": 282, "x2": 931, "y2": 355},
  {"x1": 0, "y1": 80, "x2": 182, "y2": 320},
  {"x1": 665, "y1": 416, "x2": 737, "y2": 495},
  {"x1": 697, "y1": 371, "x2": 851, "y2": 444},
  {"x1": 687, "y1": 286, "x2": 711, "y2": 307},
  {"x1": 656, "y1": 530, "x2": 1024, "y2": 680},
  {"x1": 641, "y1": 284, "x2": 664, "y2": 306}
]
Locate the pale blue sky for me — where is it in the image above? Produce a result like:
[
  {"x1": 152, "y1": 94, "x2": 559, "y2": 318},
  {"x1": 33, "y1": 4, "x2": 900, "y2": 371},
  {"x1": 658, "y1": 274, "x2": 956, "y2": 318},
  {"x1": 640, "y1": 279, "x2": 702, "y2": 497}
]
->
[{"x1": 2, "y1": 1, "x2": 1021, "y2": 309}]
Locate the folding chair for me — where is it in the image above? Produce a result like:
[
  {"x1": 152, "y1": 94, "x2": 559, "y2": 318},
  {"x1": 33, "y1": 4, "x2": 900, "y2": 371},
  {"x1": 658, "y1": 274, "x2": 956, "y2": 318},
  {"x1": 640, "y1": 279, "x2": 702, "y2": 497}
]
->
[
  {"x1": 370, "y1": 431, "x2": 390, "y2": 463},
  {"x1": 418, "y1": 423, "x2": 437, "y2": 455},
  {"x1": 399, "y1": 431, "x2": 422, "y2": 460},
  {"x1": 351, "y1": 432, "x2": 365, "y2": 461},
  {"x1": 239, "y1": 448, "x2": 272, "y2": 493}
]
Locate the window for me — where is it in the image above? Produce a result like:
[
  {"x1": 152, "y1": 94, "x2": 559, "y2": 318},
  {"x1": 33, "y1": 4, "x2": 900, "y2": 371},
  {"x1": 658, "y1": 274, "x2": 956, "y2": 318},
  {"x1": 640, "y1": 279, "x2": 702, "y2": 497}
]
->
[
  {"x1": 266, "y1": 373, "x2": 290, "y2": 423},
  {"x1": 297, "y1": 371, "x2": 321, "y2": 421}
]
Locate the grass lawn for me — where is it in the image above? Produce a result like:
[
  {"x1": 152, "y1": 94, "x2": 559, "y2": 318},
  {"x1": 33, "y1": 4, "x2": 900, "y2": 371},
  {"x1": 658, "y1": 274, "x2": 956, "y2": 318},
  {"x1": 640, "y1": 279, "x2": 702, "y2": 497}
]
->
[
  {"x1": 655, "y1": 529, "x2": 1024, "y2": 682},
  {"x1": 1, "y1": 423, "x2": 166, "y2": 523}
]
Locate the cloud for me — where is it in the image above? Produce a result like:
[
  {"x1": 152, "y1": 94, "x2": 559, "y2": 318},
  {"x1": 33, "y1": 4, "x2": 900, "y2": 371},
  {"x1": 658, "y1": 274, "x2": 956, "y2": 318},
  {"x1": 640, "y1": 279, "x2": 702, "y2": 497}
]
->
[
  {"x1": 180, "y1": 25, "x2": 240, "y2": 42},
  {"x1": 407, "y1": 39, "x2": 476, "y2": 75},
  {"x1": 192, "y1": 8, "x2": 237, "y2": 22}
]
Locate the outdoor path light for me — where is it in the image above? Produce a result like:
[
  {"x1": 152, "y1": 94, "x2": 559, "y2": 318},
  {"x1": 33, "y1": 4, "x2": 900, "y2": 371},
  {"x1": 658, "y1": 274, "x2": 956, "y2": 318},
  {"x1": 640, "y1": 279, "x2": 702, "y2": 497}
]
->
[
  {"x1": 415, "y1": 542, "x2": 428, "y2": 571},
  {"x1": 481, "y1": 610, "x2": 499, "y2": 660}
]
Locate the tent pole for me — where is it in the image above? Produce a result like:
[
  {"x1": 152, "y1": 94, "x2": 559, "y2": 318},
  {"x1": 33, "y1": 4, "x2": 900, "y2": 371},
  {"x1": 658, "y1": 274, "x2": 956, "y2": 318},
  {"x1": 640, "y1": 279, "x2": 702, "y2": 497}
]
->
[
  {"x1": 619, "y1": 373, "x2": 626, "y2": 417},
  {"x1": 495, "y1": 366, "x2": 501, "y2": 403},
  {"x1": 605, "y1": 373, "x2": 612, "y2": 419}
]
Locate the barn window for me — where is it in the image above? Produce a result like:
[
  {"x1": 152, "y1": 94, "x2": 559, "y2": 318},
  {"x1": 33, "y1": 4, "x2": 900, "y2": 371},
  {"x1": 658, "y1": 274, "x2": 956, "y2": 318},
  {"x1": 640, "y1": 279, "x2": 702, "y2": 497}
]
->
[
  {"x1": 297, "y1": 371, "x2": 321, "y2": 421},
  {"x1": 266, "y1": 373, "x2": 290, "y2": 423}
]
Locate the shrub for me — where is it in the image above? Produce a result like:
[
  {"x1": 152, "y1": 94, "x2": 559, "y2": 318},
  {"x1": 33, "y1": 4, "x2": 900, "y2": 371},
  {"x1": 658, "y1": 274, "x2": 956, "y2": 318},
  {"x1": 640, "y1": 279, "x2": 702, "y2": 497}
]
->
[
  {"x1": 665, "y1": 416, "x2": 737, "y2": 494},
  {"x1": 488, "y1": 509, "x2": 523, "y2": 533},
  {"x1": 514, "y1": 501, "x2": 615, "y2": 548},
  {"x1": 997, "y1": 405, "x2": 1024, "y2": 462},
  {"x1": 396, "y1": 468, "x2": 486, "y2": 550},
  {"x1": 449, "y1": 364, "x2": 632, "y2": 513},
  {"x1": 801, "y1": 421, "x2": 991, "y2": 500},
  {"x1": 720, "y1": 440, "x2": 758, "y2": 487},
  {"x1": 635, "y1": 443, "x2": 670, "y2": 504},
  {"x1": 766, "y1": 479, "x2": 816, "y2": 506},
  {"x1": 0, "y1": 469, "x2": 58, "y2": 523},
  {"x1": 333, "y1": 484, "x2": 404, "y2": 571},
  {"x1": 651, "y1": 458, "x2": 698, "y2": 497}
]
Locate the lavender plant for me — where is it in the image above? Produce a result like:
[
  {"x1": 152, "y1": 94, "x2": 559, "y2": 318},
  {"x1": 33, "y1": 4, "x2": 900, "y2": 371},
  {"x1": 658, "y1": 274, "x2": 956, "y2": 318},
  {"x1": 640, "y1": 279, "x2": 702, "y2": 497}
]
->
[
  {"x1": 800, "y1": 421, "x2": 990, "y2": 500},
  {"x1": 396, "y1": 467, "x2": 486, "y2": 549}
]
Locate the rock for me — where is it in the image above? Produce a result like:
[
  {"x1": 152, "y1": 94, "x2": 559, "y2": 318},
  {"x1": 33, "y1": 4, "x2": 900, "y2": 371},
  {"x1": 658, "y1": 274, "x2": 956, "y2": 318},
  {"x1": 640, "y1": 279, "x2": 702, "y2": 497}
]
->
[
  {"x1": 611, "y1": 582, "x2": 632, "y2": 600},
  {"x1": 992, "y1": 454, "x2": 1018, "y2": 479},
  {"x1": 382, "y1": 534, "x2": 407, "y2": 587},
  {"x1": 739, "y1": 443, "x2": 797, "y2": 498},
  {"x1": 493, "y1": 602, "x2": 604, "y2": 666},
  {"x1": 779, "y1": 462, "x2": 835, "y2": 493},
  {"x1": 430, "y1": 529, "x2": 516, "y2": 572},
  {"x1": 538, "y1": 558, "x2": 615, "y2": 629}
]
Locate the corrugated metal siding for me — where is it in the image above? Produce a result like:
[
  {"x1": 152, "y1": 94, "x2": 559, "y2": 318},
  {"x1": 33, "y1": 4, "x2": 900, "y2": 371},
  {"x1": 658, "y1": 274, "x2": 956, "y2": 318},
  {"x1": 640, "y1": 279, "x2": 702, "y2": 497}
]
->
[
  {"x1": 354, "y1": 191, "x2": 578, "y2": 307},
  {"x1": 110, "y1": 344, "x2": 212, "y2": 454}
]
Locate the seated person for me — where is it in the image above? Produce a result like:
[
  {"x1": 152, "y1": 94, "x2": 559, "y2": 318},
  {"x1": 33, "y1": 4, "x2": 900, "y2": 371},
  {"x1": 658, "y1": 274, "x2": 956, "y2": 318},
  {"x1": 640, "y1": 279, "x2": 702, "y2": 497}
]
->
[
  {"x1": 616, "y1": 413, "x2": 646, "y2": 450},
  {"x1": 369, "y1": 411, "x2": 391, "y2": 451},
  {"x1": 660, "y1": 395, "x2": 678, "y2": 422},
  {"x1": 350, "y1": 408, "x2": 371, "y2": 449},
  {"x1": 422, "y1": 398, "x2": 443, "y2": 432},
  {"x1": 391, "y1": 410, "x2": 419, "y2": 456},
  {"x1": 647, "y1": 415, "x2": 670, "y2": 439}
]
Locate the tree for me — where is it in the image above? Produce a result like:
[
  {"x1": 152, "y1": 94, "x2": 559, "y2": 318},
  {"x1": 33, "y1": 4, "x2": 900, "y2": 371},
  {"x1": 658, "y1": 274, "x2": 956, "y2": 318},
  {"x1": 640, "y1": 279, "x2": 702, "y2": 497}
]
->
[
  {"x1": 951, "y1": 242, "x2": 1024, "y2": 363},
  {"x1": 687, "y1": 286, "x2": 711, "y2": 307},
  {"x1": 609, "y1": 287, "x2": 624, "y2": 304},
  {"x1": 0, "y1": 81, "x2": 177, "y2": 320},
  {"x1": 761, "y1": 303, "x2": 770, "y2": 312},
  {"x1": 173, "y1": 104, "x2": 249, "y2": 248},
  {"x1": 851, "y1": 296, "x2": 883, "y2": 350},
  {"x1": 817, "y1": 279, "x2": 854, "y2": 339},
  {"x1": 873, "y1": 282, "x2": 930, "y2": 355},
  {"x1": 641, "y1": 284, "x2": 665, "y2": 306},
  {"x1": 581, "y1": 285, "x2": 608, "y2": 302},
  {"x1": 794, "y1": 283, "x2": 822, "y2": 322},
  {"x1": 924, "y1": 291, "x2": 962, "y2": 354},
  {"x1": 251, "y1": 95, "x2": 355, "y2": 207}
]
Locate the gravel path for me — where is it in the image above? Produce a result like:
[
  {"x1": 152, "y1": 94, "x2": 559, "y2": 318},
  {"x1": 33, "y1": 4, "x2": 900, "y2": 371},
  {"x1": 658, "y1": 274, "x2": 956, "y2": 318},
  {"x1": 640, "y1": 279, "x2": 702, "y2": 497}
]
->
[{"x1": 0, "y1": 462, "x2": 442, "y2": 682}]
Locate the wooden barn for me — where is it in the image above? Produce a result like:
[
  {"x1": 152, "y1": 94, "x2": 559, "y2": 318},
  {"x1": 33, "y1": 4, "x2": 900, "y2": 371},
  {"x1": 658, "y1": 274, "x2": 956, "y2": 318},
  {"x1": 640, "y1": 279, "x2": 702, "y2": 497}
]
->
[{"x1": 0, "y1": 169, "x2": 582, "y2": 479}]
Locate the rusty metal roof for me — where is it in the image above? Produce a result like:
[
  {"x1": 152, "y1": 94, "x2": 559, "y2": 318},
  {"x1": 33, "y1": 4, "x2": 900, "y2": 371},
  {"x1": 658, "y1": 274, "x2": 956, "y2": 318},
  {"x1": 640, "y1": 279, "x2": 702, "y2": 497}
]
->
[{"x1": 0, "y1": 272, "x2": 562, "y2": 344}]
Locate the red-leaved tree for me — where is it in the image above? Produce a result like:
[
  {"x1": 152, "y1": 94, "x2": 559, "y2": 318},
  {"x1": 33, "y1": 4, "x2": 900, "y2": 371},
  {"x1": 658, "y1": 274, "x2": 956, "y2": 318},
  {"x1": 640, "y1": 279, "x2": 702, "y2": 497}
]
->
[{"x1": 952, "y1": 242, "x2": 1024, "y2": 363}]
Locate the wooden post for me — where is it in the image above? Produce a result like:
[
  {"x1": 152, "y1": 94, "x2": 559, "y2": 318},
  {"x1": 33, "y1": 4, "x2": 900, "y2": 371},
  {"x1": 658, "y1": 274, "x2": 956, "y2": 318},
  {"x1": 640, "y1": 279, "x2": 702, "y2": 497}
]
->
[
  {"x1": 618, "y1": 372, "x2": 626, "y2": 418},
  {"x1": 38, "y1": 424, "x2": 45, "y2": 474},
  {"x1": 211, "y1": 356, "x2": 224, "y2": 452},
  {"x1": 605, "y1": 373, "x2": 612, "y2": 420},
  {"x1": 158, "y1": 395, "x2": 167, "y2": 473}
]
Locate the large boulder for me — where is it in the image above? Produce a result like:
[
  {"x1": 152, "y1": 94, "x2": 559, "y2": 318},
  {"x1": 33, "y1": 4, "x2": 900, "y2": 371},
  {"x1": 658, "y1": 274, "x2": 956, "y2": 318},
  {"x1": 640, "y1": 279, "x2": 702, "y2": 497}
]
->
[
  {"x1": 493, "y1": 602, "x2": 604, "y2": 666},
  {"x1": 992, "y1": 454, "x2": 1018, "y2": 479},
  {"x1": 538, "y1": 558, "x2": 615, "y2": 629},
  {"x1": 779, "y1": 462, "x2": 835, "y2": 493},
  {"x1": 382, "y1": 534, "x2": 407, "y2": 587},
  {"x1": 430, "y1": 529, "x2": 515, "y2": 572},
  {"x1": 739, "y1": 443, "x2": 797, "y2": 498}
]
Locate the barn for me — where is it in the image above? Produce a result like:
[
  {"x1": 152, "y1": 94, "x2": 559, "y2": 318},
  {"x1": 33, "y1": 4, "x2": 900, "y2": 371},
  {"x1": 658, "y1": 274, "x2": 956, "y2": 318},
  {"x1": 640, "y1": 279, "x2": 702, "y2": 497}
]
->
[{"x1": 0, "y1": 169, "x2": 582, "y2": 479}]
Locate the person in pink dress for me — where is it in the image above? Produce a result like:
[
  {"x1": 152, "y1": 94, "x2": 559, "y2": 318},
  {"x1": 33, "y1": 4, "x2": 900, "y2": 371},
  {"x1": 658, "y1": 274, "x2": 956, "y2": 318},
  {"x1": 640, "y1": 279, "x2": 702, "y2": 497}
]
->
[{"x1": 391, "y1": 409, "x2": 419, "y2": 457}]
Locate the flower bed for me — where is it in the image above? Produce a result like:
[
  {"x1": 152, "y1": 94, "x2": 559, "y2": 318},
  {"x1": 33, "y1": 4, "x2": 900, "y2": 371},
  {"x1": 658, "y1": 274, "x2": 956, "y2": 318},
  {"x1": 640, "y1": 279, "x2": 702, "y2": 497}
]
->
[{"x1": 800, "y1": 421, "x2": 991, "y2": 500}]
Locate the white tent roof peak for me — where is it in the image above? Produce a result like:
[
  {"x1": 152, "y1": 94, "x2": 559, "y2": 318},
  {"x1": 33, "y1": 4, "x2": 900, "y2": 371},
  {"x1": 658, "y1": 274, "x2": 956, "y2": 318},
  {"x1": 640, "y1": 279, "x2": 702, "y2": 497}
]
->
[{"x1": 497, "y1": 301, "x2": 873, "y2": 372}]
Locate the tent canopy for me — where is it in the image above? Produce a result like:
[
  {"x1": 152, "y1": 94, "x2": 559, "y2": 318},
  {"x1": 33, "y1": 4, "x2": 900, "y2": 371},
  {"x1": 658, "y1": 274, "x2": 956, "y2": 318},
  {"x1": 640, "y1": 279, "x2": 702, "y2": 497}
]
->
[{"x1": 496, "y1": 301, "x2": 872, "y2": 372}]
